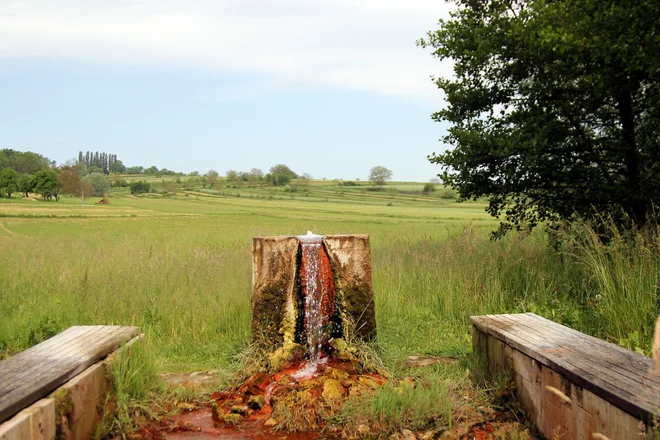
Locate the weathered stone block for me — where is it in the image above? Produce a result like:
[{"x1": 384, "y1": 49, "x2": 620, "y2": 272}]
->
[{"x1": 252, "y1": 234, "x2": 376, "y2": 357}]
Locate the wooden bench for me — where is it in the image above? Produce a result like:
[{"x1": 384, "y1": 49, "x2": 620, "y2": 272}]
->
[
  {"x1": 470, "y1": 313, "x2": 659, "y2": 440},
  {"x1": 0, "y1": 325, "x2": 139, "y2": 439}
]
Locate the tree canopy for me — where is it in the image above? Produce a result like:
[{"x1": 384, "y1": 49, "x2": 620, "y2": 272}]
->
[
  {"x1": 420, "y1": 0, "x2": 660, "y2": 235},
  {"x1": 0, "y1": 168, "x2": 18, "y2": 197},
  {"x1": 267, "y1": 164, "x2": 297, "y2": 186},
  {"x1": 369, "y1": 166, "x2": 393, "y2": 189},
  {"x1": 33, "y1": 170, "x2": 58, "y2": 201}
]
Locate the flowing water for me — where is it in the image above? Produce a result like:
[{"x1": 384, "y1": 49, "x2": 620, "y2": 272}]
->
[
  {"x1": 301, "y1": 241, "x2": 324, "y2": 365},
  {"x1": 294, "y1": 231, "x2": 338, "y2": 378}
]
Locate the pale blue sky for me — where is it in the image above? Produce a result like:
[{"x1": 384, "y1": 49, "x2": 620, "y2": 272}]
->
[{"x1": 0, "y1": 0, "x2": 454, "y2": 181}]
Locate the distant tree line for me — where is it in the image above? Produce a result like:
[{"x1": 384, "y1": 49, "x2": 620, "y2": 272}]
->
[{"x1": 78, "y1": 151, "x2": 122, "y2": 174}]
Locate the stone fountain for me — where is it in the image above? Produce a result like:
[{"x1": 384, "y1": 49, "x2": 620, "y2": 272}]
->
[{"x1": 252, "y1": 232, "x2": 376, "y2": 371}]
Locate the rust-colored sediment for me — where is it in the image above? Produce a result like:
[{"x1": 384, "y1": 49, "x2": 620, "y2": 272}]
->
[
  {"x1": 299, "y1": 243, "x2": 337, "y2": 348},
  {"x1": 135, "y1": 360, "x2": 386, "y2": 439}
]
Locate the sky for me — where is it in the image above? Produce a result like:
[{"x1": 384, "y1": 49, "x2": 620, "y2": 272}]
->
[{"x1": 0, "y1": 0, "x2": 454, "y2": 182}]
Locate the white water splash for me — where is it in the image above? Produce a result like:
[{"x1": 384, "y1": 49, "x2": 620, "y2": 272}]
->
[{"x1": 301, "y1": 241, "x2": 324, "y2": 365}]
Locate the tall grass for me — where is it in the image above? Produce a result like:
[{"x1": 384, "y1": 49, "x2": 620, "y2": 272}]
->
[
  {"x1": 373, "y1": 223, "x2": 659, "y2": 362},
  {"x1": 1, "y1": 196, "x2": 658, "y2": 435}
]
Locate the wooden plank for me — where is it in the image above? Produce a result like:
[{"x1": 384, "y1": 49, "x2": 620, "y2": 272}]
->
[
  {"x1": 488, "y1": 314, "x2": 659, "y2": 421},
  {"x1": 0, "y1": 327, "x2": 97, "y2": 384},
  {"x1": 513, "y1": 313, "x2": 659, "y2": 386},
  {"x1": 0, "y1": 326, "x2": 117, "y2": 398},
  {"x1": 493, "y1": 314, "x2": 660, "y2": 391},
  {"x1": 27, "y1": 399, "x2": 56, "y2": 440},
  {"x1": 470, "y1": 313, "x2": 659, "y2": 423},
  {"x1": 0, "y1": 409, "x2": 31, "y2": 440},
  {"x1": 493, "y1": 313, "x2": 660, "y2": 408},
  {"x1": 0, "y1": 326, "x2": 139, "y2": 423}
]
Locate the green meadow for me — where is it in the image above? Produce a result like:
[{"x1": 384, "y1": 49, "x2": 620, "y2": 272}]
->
[{"x1": 1, "y1": 179, "x2": 658, "y2": 434}]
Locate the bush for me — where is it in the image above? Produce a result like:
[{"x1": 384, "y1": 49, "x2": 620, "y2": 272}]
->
[
  {"x1": 422, "y1": 183, "x2": 436, "y2": 194},
  {"x1": 83, "y1": 172, "x2": 111, "y2": 197},
  {"x1": 439, "y1": 188, "x2": 456, "y2": 199},
  {"x1": 130, "y1": 180, "x2": 151, "y2": 195},
  {"x1": 343, "y1": 181, "x2": 357, "y2": 186}
]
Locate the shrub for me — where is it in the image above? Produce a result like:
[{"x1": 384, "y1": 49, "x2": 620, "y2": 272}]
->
[
  {"x1": 129, "y1": 180, "x2": 151, "y2": 195},
  {"x1": 83, "y1": 172, "x2": 111, "y2": 196}
]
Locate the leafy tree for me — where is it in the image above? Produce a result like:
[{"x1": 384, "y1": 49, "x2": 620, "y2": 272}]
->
[
  {"x1": 17, "y1": 174, "x2": 34, "y2": 198},
  {"x1": 86, "y1": 165, "x2": 103, "y2": 175},
  {"x1": 368, "y1": 166, "x2": 393, "y2": 189},
  {"x1": 422, "y1": 183, "x2": 436, "y2": 195},
  {"x1": 0, "y1": 149, "x2": 50, "y2": 174},
  {"x1": 144, "y1": 166, "x2": 159, "y2": 175},
  {"x1": 56, "y1": 168, "x2": 90, "y2": 198},
  {"x1": 267, "y1": 164, "x2": 297, "y2": 186},
  {"x1": 0, "y1": 168, "x2": 19, "y2": 197},
  {"x1": 82, "y1": 172, "x2": 110, "y2": 197},
  {"x1": 110, "y1": 160, "x2": 126, "y2": 173},
  {"x1": 33, "y1": 170, "x2": 58, "y2": 200},
  {"x1": 206, "y1": 169, "x2": 219, "y2": 188},
  {"x1": 419, "y1": 0, "x2": 660, "y2": 235},
  {"x1": 226, "y1": 170, "x2": 239, "y2": 182},
  {"x1": 129, "y1": 180, "x2": 151, "y2": 194},
  {"x1": 247, "y1": 168, "x2": 263, "y2": 186},
  {"x1": 126, "y1": 166, "x2": 143, "y2": 175},
  {"x1": 189, "y1": 171, "x2": 200, "y2": 177}
]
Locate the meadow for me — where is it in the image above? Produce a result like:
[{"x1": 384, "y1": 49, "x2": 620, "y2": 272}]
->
[{"x1": 1, "y1": 178, "x2": 658, "y2": 435}]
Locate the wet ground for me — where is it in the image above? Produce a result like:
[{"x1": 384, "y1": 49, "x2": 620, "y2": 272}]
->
[{"x1": 133, "y1": 356, "x2": 535, "y2": 440}]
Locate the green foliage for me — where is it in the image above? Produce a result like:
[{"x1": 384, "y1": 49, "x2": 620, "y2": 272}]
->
[
  {"x1": 422, "y1": 183, "x2": 435, "y2": 194},
  {"x1": 267, "y1": 164, "x2": 297, "y2": 186},
  {"x1": 83, "y1": 172, "x2": 111, "y2": 197},
  {"x1": 97, "y1": 338, "x2": 161, "y2": 437},
  {"x1": 369, "y1": 166, "x2": 393, "y2": 189},
  {"x1": 338, "y1": 376, "x2": 452, "y2": 433},
  {"x1": 420, "y1": 0, "x2": 660, "y2": 235},
  {"x1": 0, "y1": 168, "x2": 19, "y2": 197},
  {"x1": 126, "y1": 166, "x2": 144, "y2": 174},
  {"x1": 129, "y1": 180, "x2": 151, "y2": 194},
  {"x1": 32, "y1": 169, "x2": 58, "y2": 200},
  {"x1": 110, "y1": 160, "x2": 126, "y2": 173},
  {"x1": 17, "y1": 174, "x2": 34, "y2": 197},
  {"x1": 0, "y1": 149, "x2": 50, "y2": 174},
  {"x1": 205, "y1": 169, "x2": 219, "y2": 187}
]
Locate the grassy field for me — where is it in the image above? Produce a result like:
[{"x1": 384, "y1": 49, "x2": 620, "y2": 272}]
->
[{"x1": 1, "y1": 179, "x2": 658, "y2": 435}]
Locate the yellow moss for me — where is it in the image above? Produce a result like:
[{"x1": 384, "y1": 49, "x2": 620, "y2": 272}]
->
[{"x1": 322, "y1": 378, "x2": 345, "y2": 403}]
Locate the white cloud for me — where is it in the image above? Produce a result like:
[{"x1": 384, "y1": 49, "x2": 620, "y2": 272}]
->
[{"x1": 0, "y1": 0, "x2": 453, "y2": 105}]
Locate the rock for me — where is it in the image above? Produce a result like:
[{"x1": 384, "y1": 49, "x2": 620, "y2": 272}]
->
[
  {"x1": 322, "y1": 378, "x2": 345, "y2": 402},
  {"x1": 210, "y1": 402, "x2": 224, "y2": 422},
  {"x1": 329, "y1": 368, "x2": 349, "y2": 380},
  {"x1": 340, "y1": 378, "x2": 355, "y2": 388},
  {"x1": 357, "y1": 376, "x2": 379, "y2": 389},
  {"x1": 357, "y1": 424, "x2": 370, "y2": 435},
  {"x1": 247, "y1": 394, "x2": 265, "y2": 410},
  {"x1": 330, "y1": 338, "x2": 348, "y2": 354},
  {"x1": 230, "y1": 405, "x2": 248, "y2": 414},
  {"x1": 264, "y1": 418, "x2": 278, "y2": 427},
  {"x1": 401, "y1": 429, "x2": 416, "y2": 440},
  {"x1": 176, "y1": 402, "x2": 196, "y2": 411},
  {"x1": 223, "y1": 413, "x2": 242, "y2": 425}
]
